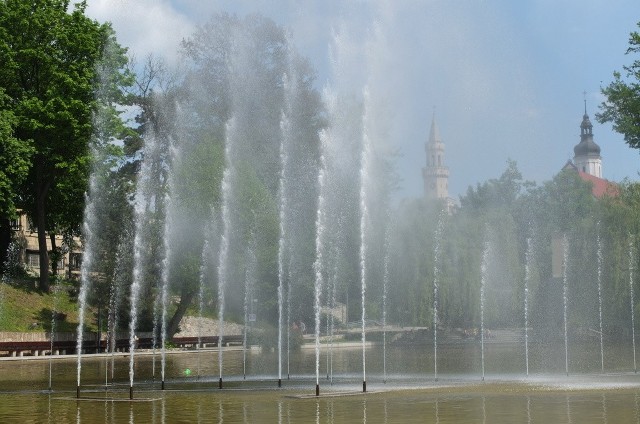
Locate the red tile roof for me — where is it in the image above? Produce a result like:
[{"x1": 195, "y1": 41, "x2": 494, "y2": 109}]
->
[{"x1": 577, "y1": 171, "x2": 618, "y2": 198}]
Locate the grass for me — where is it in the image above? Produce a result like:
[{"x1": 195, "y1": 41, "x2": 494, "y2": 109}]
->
[{"x1": 0, "y1": 279, "x2": 93, "y2": 333}]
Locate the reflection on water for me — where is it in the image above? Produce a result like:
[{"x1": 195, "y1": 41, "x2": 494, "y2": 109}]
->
[
  {"x1": 1, "y1": 344, "x2": 640, "y2": 422},
  {"x1": 0, "y1": 387, "x2": 640, "y2": 423}
]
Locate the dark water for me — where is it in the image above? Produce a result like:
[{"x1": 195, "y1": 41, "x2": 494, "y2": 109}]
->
[{"x1": 1, "y1": 343, "x2": 639, "y2": 423}]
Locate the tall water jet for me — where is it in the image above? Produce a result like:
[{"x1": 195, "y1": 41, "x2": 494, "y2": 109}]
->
[
  {"x1": 277, "y1": 159, "x2": 286, "y2": 388},
  {"x1": 151, "y1": 286, "x2": 161, "y2": 381},
  {"x1": 76, "y1": 40, "x2": 131, "y2": 398},
  {"x1": 216, "y1": 103, "x2": 247, "y2": 388},
  {"x1": 75, "y1": 131, "x2": 100, "y2": 399},
  {"x1": 286, "y1": 263, "x2": 292, "y2": 380},
  {"x1": 480, "y1": 231, "x2": 490, "y2": 381},
  {"x1": 562, "y1": 234, "x2": 570, "y2": 376},
  {"x1": 328, "y1": 247, "x2": 339, "y2": 384},
  {"x1": 128, "y1": 170, "x2": 151, "y2": 399},
  {"x1": 75, "y1": 139, "x2": 110, "y2": 397},
  {"x1": 311, "y1": 29, "x2": 360, "y2": 391},
  {"x1": 358, "y1": 15, "x2": 394, "y2": 390},
  {"x1": 243, "y1": 232, "x2": 257, "y2": 381},
  {"x1": 108, "y1": 228, "x2": 131, "y2": 382},
  {"x1": 276, "y1": 59, "x2": 298, "y2": 387},
  {"x1": 198, "y1": 209, "x2": 219, "y2": 380},
  {"x1": 596, "y1": 223, "x2": 604, "y2": 372},
  {"x1": 379, "y1": 212, "x2": 391, "y2": 383},
  {"x1": 312, "y1": 123, "x2": 329, "y2": 396},
  {"x1": 213, "y1": 23, "x2": 274, "y2": 389},
  {"x1": 159, "y1": 193, "x2": 172, "y2": 390},
  {"x1": 216, "y1": 143, "x2": 232, "y2": 389},
  {"x1": 432, "y1": 212, "x2": 445, "y2": 382},
  {"x1": 197, "y1": 239, "x2": 209, "y2": 380},
  {"x1": 629, "y1": 235, "x2": 637, "y2": 373},
  {"x1": 159, "y1": 158, "x2": 178, "y2": 391},
  {"x1": 128, "y1": 118, "x2": 171, "y2": 399},
  {"x1": 359, "y1": 92, "x2": 372, "y2": 393},
  {"x1": 48, "y1": 279, "x2": 61, "y2": 391},
  {"x1": 523, "y1": 234, "x2": 533, "y2": 377}
]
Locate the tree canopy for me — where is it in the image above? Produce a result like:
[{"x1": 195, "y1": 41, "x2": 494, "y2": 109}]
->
[
  {"x1": 0, "y1": 0, "x2": 131, "y2": 290},
  {"x1": 597, "y1": 21, "x2": 640, "y2": 149}
]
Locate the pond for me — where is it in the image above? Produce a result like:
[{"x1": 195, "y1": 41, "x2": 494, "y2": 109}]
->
[{"x1": 1, "y1": 342, "x2": 639, "y2": 423}]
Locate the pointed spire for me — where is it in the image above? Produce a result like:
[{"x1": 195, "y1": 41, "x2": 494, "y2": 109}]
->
[
  {"x1": 580, "y1": 95, "x2": 593, "y2": 136},
  {"x1": 575, "y1": 95, "x2": 600, "y2": 159},
  {"x1": 428, "y1": 111, "x2": 441, "y2": 144}
]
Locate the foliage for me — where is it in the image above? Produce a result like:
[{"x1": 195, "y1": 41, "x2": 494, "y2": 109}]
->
[
  {"x1": 597, "y1": 22, "x2": 640, "y2": 149},
  {"x1": 387, "y1": 158, "x2": 640, "y2": 340},
  {"x1": 0, "y1": 90, "x2": 32, "y2": 220},
  {"x1": 0, "y1": 0, "x2": 131, "y2": 291}
]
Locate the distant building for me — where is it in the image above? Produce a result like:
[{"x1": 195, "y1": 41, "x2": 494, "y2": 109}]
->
[
  {"x1": 9, "y1": 211, "x2": 81, "y2": 279},
  {"x1": 552, "y1": 104, "x2": 618, "y2": 278},
  {"x1": 561, "y1": 102, "x2": 617, "y2": 199},
  {"x1": 422, "y1": 114, "x2": 455, "y2": 212},
  {"x1": 573, "y1": 102, "x2": 602, "y2": 178}
]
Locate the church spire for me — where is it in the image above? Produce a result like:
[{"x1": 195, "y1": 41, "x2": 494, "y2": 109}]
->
[
  {"x1": 428, "y1": 111, "x2": 441, "y2": 145},
  {"x1": 573, "y1": 96, "x2": 602, "y2": 178},
  {"x1": 423, "y1": 112, "x2": 449, "y2": 200}
]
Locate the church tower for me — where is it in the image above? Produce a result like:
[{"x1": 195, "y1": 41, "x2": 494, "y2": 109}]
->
[
  {"x1": 573, "y1": 101, "x2": 602, "y2": 178},
  {"x1": 422, "y1": 114, "x2": 449, "y2": 200}
]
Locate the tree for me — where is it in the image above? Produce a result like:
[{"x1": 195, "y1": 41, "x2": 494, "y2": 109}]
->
[
  {"x1": 460, "y1": 159, "x2": 531, "y2": 211},
  {"x1": 0, "y1": 89, "x2": 33, "y2": 271},
  {"x1": 0, "y1": 0, "x2": 130, "y2": 291},
  {"x1": 597, "y1": 22, "x2": 640, "y2": 149},
  {"x1": 148, "y1": 13, "x2": 324, "y2": 337}
]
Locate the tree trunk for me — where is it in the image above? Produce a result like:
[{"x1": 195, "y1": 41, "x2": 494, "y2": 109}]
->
[
  {"x1": 166, "y1": 289, "x2": 196, "y2": 340},
  {"x1": 36, "y1": 174, "x2": 50, "y2": 292},
  {"x1": 0, "y1": 218, "x2": 9, "y2": 275},
  {"x1": 49, "y1": 233, "x2": 58, "y2": 276}
]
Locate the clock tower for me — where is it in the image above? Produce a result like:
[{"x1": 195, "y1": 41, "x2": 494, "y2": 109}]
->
[{"x1": 422, "y1": 114, "x2": 450, "y2": 200}]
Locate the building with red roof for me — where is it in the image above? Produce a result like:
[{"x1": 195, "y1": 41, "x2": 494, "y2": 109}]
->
[{"x1": 561, "y1": 101, "x2": 618, "y2": 199}]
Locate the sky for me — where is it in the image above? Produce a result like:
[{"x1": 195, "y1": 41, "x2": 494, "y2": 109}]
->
[{"x1": 85, "y1": 0, "x2": 640, "y2": 201}]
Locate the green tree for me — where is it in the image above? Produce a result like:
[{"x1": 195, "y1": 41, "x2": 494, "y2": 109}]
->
[
  {"x1": 597, "y1": 22, "x2": 640, "y2": 148},
  {"x1": 0, "y1": 90, "x2": 33, "y2": 271},
  {"x1": 155, "y1": 13, "x2": 324, "y2": 335},
  {"x1": 0, "y1": 0, "x2": 130, "y2": 291}
]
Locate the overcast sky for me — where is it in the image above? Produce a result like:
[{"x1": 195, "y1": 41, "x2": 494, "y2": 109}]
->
[{"x1": 85, "y1": 0, "x2": 640, "y2": 200}]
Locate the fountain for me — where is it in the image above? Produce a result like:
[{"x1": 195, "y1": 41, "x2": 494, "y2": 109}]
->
[
  {"x1": 562, "y1": 234, "x2": 570, "y2": 376},
  {"x1": 159, "y1": 189, "x2": 174, "y2": 391},
  {"x1": 432, "y1": 212, "x2": 445, "y2": 382},
  {"x1": 359, "y1": 97, "x2": 372, "y2": 394},
  {"x1": 480, "y1": 230, "x2": 490, "y2": 381},
  {"x1": 127, "y1": 126, "x2": 164, "y2": 399},
  {"x1": 597, "y1": 223, "x2": 604, "y2": 372},
  {"x1": 523, "y1": 234, "x2": 533, "y2": 377},
  {"x1": 243, "y1": 232, "x2": 257, "y2": 380},
  {"x1": 277, "y1": 50, "x2": 299, "y2": 387},
  {"x1": 216, "y1": 142, "x2": 231, "y2": 390},
  {"x1": 382, "y1": 222, "x2": 391, "y2": 383},
  {"x1": 629, "y1": 236, "x2": 637, "y2": 373},
  {"x1": 4, "y1": 8, "x2": 640, "y2": 424},
  {"x1": 66, "y1": 16, "x2": 637, "y2": 395},
  {"x1": 312, "y1": 121, "x2": 328, "y2": 396}
]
